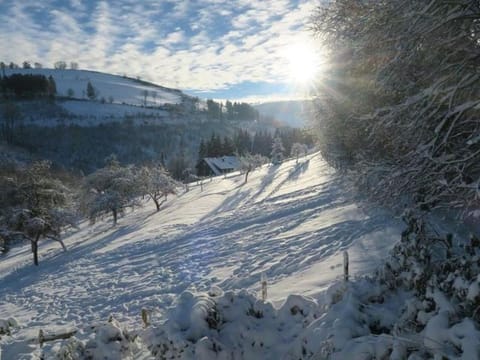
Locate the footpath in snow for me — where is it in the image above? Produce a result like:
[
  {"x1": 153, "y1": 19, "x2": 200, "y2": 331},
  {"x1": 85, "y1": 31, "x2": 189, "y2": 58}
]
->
[{"x1": 0, "y1": 153, "x2": 404, "y2": 358}]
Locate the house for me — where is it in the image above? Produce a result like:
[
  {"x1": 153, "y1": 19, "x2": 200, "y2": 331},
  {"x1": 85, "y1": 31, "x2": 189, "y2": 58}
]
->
[{"x1": 199, "y1": 156, "x2": 240, "y2": 176}]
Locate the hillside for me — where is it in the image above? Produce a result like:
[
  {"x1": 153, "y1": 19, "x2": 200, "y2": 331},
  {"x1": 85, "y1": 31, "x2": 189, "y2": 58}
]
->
[
  {"x1": 0, "y1": 152, "x2": 406, "y2": 358},
  {"x1": 1, "y1": 68, "x2": 197, "y2": 129},
  {"x1": 3, "y1": 68, "x2": 183, "y2": 107}
]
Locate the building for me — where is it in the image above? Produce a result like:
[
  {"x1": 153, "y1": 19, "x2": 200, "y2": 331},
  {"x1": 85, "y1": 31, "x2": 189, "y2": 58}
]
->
[{"x1": 200, "y1": 156, "x2": 240, "y2": 176}]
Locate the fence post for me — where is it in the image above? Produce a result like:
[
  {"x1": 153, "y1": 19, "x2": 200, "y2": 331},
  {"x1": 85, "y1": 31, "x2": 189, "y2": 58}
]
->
[
  {"x1": 343, "y1": 251, "x2": 349, "y2": 282},
  {"x1": 38, "y1": 329, "x2": 45, "y2": 348},
  {"x1": 141, "y1": 308, "x2": 149, "y2": 328},
  {"x1": 261, "y1": 273, "x2": 268, "y2": 301}
]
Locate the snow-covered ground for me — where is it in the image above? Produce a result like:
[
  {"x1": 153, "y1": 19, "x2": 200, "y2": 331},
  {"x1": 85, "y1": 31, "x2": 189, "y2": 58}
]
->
[
  {"x1": 4, "y1": 68, "x2": 182, "y2": 106},
  {"x1": 0, "y1": 153, "x2": 404, "y2": 358},
  {"x1": 4, "y1": 69, "x2": 187, "y2": 126}
]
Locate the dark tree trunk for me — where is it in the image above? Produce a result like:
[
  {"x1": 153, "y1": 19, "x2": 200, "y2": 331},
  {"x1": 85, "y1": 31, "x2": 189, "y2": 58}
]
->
[
  {"x1": 154, "y1": 197, "x2": 160, "y2": 211},
  {"x1": 32, "y1": 234, "x2": 40, "y2": 266},
  {"x1": 112, "y1": 209, "x2": 118, "y2": 225}
]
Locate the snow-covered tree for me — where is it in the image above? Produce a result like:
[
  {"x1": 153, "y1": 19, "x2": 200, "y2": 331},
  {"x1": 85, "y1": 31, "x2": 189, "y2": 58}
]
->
[
  {"x1": 239, "y1": 154, "x2": 267, "y2": 183},
  {"x1": 0, "y1": 161, "x2": 75, "y2": 265},
  {"x1": 271, "y1": 136, "x2": 285, "y2": 165},
  {"x1": 137, "y1": 165, "x2": 179, "y2": 211},
  {"x1": 311, "y1": 0, "x2": 480, "y2": 214},
  {"x1": 290, "y1": 143, "x2": 307, "y2": 164},
  {"x1": 81, "y1": 156, "x2": 140, "y2": 225}
]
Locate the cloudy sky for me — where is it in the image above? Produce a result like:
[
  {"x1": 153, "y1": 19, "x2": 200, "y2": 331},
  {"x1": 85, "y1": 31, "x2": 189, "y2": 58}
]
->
[{"x1": 0, "y1": 0, "x2": 322, "y2": 102}]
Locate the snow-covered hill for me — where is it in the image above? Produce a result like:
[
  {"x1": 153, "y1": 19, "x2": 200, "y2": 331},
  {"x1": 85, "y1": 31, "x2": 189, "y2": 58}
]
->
[
  {"x1": 0, "y1": 153, "x2": 405, "y2": 358},
  {"x1": 4, "y1": 68, "x2": 183, "y2": 107},
  {"x1": 3, "y1": 68, "x2": 192, "y2": 125}
]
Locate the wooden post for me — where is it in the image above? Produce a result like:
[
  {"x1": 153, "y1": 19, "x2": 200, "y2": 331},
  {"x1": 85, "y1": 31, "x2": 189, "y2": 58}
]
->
[
  {"x1": 38, "y1": 329, "x2": 45, "y2": 348},
  {"x1": 343, "y1": 251, "x2": 349, "y2": 282},
  {"x1": 39, "y1": 328, "x2": 77, "y2": 347},
  {"x1": 261, "y1": 273, "x2": 267, "y2": 301},
  {"x1": 141, "y1": 308, "x2": 149, "y2": 328}
]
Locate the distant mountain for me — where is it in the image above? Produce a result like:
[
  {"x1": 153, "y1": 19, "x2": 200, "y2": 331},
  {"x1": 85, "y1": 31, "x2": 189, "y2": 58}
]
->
[{"x1": 254, "y1": 100, "x2": 317, "y2": 128}]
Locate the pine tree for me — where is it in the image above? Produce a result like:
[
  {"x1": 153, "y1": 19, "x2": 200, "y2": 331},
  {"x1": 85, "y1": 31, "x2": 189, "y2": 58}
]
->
[
  {"x1": 86, "y1": 81, "x2": 96, "y2": 100},
  {"x1": 47, "y1": 75, "x2": 56, "y2": 98},
  {"x1": 271, "y1": 136, "x2": 285, "y2": 165}
]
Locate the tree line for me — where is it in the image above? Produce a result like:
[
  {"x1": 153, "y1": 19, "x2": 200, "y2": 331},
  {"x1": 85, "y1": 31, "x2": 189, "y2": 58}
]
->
[
  {"x1": 196, "y1": 128, "x2": 313, "y2": 176},
  {"x1": 205, "y1": 99, "x2": 259, "y2": 121},
  {"x1": 0, "y1": 73, "x2": 57, "y2": 99},
  {"x1": 0, "y1": 60, "x2": 79, "y2": 72}
]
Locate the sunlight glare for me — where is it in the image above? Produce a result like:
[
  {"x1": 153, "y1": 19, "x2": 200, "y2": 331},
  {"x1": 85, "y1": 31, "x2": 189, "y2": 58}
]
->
[{"x1": 286, "y1": 42, "x2": 322, "y2": 86}]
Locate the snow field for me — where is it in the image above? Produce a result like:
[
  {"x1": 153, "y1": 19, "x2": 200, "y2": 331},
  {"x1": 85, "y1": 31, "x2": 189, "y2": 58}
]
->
[
  {"x1": 0, "y1": 152, "x2": 405, "y2": 358},
  {"x1": 3, "y1": 68, "x2": 183, "y2": 126},
  {"x1": 4, "y1": 69, "x2": 182, "y2": 106}
]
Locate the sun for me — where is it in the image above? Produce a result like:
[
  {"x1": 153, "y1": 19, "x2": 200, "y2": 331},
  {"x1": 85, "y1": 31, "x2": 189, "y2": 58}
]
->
[{"x1": 285, "y1": 42, "x2": 321, "y2": 86}]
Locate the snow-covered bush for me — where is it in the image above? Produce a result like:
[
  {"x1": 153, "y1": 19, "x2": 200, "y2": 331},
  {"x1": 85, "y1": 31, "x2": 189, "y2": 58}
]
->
[
  {"x1": 374, "y1": 211, "x2": 480, "y2": 358},
  {"x1": 143, "y1": 288, "x2": 323, "y2": 359},
  {"x1": 311, "y1": 0, "x2": 480, "y2": 215},
  {"x1": 0, "y1": 317, "x2": 19, "y2": 337},
  {"x1": 46, "y1": 317, "x2": 144, "y2": 360}
]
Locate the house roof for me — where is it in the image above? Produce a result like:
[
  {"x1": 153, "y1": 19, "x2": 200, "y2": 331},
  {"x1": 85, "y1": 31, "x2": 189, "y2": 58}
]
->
[{"x1": 204, "y1": 156, "x2": 240, "y2": 176}]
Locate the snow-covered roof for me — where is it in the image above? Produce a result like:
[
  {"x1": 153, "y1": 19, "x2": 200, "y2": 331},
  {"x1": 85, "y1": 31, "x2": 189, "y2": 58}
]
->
[{"x1": 204, "y1": 156, "x2": 240, "y2": 176}]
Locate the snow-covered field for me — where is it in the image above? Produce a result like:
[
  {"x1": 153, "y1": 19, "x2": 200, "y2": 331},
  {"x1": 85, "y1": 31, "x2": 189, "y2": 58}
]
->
[
  {"x1": 4, "y1": 69, "x2": 182, "y2": 107},
  {"x1": 0, "y1": 153, "x2": 405, "y2": 358},
  {"x1": 4, "y1": 69, "x2": 186, "y2": 126}
]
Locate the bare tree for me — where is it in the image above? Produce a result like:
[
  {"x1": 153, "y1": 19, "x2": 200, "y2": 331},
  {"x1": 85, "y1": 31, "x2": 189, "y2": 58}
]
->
[{"x1": 54, "y1": 61, "x2": 67, "y2": 70}]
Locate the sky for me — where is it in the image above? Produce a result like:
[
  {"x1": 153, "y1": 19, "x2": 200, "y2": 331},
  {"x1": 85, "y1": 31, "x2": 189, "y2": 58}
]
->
[{"x1": 0, "y1": 0, "x2": 323, "y2": 103}]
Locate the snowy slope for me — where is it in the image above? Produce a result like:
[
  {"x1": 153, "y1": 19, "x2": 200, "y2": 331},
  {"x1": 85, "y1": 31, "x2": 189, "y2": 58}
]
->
[
  {"x1": 4, "y1": 68, "x2": 182, "y2": 107},
  {"x1": 0, "y1": 153, "x2": 403, "y2": 358}
]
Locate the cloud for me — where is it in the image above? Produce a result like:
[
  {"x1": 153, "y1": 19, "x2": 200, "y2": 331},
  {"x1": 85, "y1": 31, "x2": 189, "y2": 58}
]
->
[{"x1": 0, "y1": 0, "x2": 320, "y2": 99}]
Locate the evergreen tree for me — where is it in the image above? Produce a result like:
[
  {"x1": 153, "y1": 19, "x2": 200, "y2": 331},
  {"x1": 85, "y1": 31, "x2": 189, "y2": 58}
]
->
[
  {"x1": 196, "y1": 139, "x2": 209, "y2": 176},
  {"x1": 47, "y1": 75, "x2": 57, "y2": 98},
  {"x1": 221, "y1": 136, "x2": 235, "y2": 156},
  {"x1": 271, "y1": 136, "x2": 285, "y2": 165},
  {"x1": 225, "y1": 100, "x2": 234, "y2": 120},
  {"x1": 86, "y1": 81, "x2": 96, "y2": 100}
]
